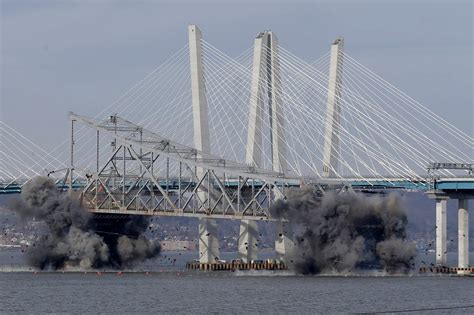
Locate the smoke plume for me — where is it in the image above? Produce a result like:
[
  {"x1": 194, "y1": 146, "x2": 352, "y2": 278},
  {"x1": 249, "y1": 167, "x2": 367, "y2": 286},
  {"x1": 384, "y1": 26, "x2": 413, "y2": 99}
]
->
[
  {"x1": 10, "y1": 176, "x2": 161, "y2": 270},
  {"x1": 271, "y1": 187, "x2": 416, "y2": 274}
]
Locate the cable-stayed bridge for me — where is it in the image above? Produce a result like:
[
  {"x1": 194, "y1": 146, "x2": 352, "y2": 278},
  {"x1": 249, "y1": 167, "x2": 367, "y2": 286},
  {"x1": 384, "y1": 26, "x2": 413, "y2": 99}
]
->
[{"x1": 1, "y1": 26, "x2": 472, "y2": 271}]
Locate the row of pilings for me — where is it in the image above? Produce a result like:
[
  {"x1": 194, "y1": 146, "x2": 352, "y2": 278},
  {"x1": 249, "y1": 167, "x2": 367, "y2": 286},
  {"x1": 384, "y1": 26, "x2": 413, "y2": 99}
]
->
[
  {"x1": 419, "y1": 266, "x2": 474, "y2": 275},
  {"x1": 186, "y1": 261, "x2": 288, "y2": 271}
]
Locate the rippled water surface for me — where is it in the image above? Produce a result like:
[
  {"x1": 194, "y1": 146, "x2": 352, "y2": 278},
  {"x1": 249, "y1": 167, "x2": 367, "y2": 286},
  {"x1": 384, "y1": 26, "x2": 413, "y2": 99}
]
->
[
  {"x1": 1, "y1": 251, "x2": 473, "y2": 314},
  {"x1": 1, "y1": 271, "x2": 474, "y2": 314}
]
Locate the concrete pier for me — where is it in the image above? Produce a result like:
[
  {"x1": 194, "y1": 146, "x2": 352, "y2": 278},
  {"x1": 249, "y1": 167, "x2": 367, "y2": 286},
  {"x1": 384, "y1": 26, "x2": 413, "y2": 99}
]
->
[
  {"x1": 457, "y1": 199, "x2": 469, "y2": 275},
  {"x1": 198, "y1": 218, "x2": 220, "y2": 263},
  {"x1": 435, "y1": 198, "x2": 447, "y2": 266},
  {"x1": 237, "y1": 220, "x2": 258, "y2": 263},
  {"x1": 275, "y1": 222, "x2": 293, "y2": 263}
]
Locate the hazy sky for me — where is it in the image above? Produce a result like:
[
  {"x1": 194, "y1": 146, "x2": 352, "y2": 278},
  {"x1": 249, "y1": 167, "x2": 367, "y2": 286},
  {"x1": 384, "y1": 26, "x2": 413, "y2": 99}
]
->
[{"x1": 1, "y1": 0, "x2": 473, "y2": 150}]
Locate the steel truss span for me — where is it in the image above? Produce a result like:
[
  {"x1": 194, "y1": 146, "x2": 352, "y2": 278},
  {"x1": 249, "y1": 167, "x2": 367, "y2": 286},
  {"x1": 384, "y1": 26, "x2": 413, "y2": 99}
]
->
[{"x1": 70, "y1": 113, "x2": 301, "y2": 220}]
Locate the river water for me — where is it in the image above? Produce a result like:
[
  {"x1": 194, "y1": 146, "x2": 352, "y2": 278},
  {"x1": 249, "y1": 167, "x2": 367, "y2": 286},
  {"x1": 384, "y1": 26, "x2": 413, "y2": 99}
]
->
[{"x1": 1, "y1": 251, "x2": 473, "y2": 314}]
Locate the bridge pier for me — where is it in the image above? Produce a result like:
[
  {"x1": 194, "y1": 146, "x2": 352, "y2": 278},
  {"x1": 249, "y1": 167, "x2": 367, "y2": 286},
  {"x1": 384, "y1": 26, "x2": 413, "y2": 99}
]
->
[
  {"x1": 237, "y1": 220, "x2": 258, "y2": 263},
  {"x1": 275, "y1": 222, "x2": 293, "y2": 263},
  {"x1": 199, "y1": 218, "x2": 220, "y2": 263},
  {"x1": 435, "y1": 198, "x2": 447, "y2": 266},
  {"x1": 457, "y1": 198, "x2": 469, "y2": 275},
  {"x1": 428, "y1": 188, "x2": 472, "y2": 274}
]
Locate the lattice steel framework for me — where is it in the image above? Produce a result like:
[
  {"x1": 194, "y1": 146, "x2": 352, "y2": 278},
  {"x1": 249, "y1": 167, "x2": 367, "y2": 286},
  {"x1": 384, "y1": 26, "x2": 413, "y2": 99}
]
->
[{"x1": 71, "y1": 113, "x2": 301, "y2": 220}]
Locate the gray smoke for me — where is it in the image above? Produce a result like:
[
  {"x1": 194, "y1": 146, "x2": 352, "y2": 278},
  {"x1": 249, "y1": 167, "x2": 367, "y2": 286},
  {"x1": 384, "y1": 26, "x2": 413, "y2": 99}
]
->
[
  {"x1": 10, "y1": 176, "x2": 161, "y2": 270},
  {"x1": 117, "y1": 236, "x2": 160, "y2": 264},
  {"x1": 270, "y1": 187, "x2": 416, "y2": 274}
]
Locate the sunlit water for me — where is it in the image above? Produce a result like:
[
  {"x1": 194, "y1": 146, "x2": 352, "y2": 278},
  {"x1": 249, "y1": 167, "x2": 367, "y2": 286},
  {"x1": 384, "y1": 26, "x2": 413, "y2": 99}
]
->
[{"x1": 1, "y1": 250, "x2": 473, "y2": 314}]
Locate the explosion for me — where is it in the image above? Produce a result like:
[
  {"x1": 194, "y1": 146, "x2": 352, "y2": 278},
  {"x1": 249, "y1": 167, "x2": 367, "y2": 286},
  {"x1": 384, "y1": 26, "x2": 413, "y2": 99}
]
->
[
  {"x1": 10, "y1": 176, "x2": 161, "y2": 270},
  {"x1": 271, "y1": 187, "x2": 416, "y2": 274}
]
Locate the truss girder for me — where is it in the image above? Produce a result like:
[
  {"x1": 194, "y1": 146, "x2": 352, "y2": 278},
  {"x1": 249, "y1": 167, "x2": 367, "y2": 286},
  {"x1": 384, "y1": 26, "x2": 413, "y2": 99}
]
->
[
  {"x1": 71, "y1": 113, "x2": 301, "y2": 185},
  {"x1": 73, "y1": 113, "x2": 296, "y2": 220}
]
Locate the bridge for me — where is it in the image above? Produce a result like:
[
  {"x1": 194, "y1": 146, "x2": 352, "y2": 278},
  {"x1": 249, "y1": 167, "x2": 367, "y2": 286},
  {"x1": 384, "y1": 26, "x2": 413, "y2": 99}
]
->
[{"x1": 1, "y1": 25, "x2": 472, "y2": 273}]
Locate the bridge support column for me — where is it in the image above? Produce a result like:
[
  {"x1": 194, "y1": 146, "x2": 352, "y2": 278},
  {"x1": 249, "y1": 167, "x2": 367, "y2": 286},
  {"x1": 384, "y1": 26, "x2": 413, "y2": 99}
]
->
[
  {"x1": 199, "y1": 218, "x2": 220, "y2": 263},
  {"x1": 457, "y1": 198, "x2": 469, "y2": 275},
  {"x1": 435, "y1": 198, "x2": 447, "y2": 266},
  {"x1": 189, "y1": 24, "x2": 220, "y2": 263},
  {"x1": 237, "y1": 220, "x2": 258, "y2": 263},
  {"x1": 275, "y1": 222, "x2": 293, "y2": 263},
  {"x1": 322, "y1": 38, "x2": 344, "y2": 178}
]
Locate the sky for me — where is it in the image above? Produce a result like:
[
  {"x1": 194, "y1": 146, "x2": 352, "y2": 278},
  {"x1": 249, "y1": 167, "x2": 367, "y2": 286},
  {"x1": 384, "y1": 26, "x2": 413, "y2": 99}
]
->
[{"x1": 1, "y1": 0, "x2": 473, "y2": 151}]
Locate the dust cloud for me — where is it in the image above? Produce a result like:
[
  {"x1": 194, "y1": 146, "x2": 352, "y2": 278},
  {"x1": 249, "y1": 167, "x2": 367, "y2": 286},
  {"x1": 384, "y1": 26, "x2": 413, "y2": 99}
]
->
[
  {"x1": 271, "y1": 187, "x2": 416, "y2": 274},
  {"x1": 10, "y1": 176, "x2": 160, "y2": 270}
]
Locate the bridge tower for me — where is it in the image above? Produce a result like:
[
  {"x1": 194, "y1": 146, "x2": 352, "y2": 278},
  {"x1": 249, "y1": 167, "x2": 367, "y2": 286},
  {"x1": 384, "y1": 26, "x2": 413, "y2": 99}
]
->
[
  {"x1": 322, "y1": 38, "x2": 344, "y2": 178},
  {"x1": 266, "y1": 32, "x2": 293, "y2": 263},
  {"x1": 240, "y1": 31, "x2": 293, "y2": 263},
  {"x1": 238, "y1": 32, "x2": 265, "y2": 263},
  {"x1": 188, "y1": 25, "x2": 220, "y2": 264}
]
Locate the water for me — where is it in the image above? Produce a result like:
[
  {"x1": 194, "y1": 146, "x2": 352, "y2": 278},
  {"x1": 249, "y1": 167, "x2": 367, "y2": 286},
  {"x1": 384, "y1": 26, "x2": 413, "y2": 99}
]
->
[
  {"x1": 1, "y1": 251, "x2": 473, "y2": 314},
  {"x1": 1, "y1": 272, "x2": 473, "y2": 314}
]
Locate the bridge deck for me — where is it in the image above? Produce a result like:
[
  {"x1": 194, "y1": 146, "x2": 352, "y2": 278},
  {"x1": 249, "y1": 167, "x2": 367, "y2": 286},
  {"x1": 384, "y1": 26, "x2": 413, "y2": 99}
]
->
[{"x1": 3, "y1": 177, "x2": 473, "y2": 194}]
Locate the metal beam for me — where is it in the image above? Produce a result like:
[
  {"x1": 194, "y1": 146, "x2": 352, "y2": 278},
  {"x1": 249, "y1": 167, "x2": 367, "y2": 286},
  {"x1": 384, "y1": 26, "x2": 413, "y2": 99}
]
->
[{"x1": 70, "y1": 113, "x2": 302, "y2": 185}]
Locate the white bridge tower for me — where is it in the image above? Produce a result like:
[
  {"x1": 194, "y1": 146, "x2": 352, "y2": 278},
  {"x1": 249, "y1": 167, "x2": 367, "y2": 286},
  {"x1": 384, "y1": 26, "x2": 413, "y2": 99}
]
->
[
  {"x1": 322, "y1": 38, "x2": 344, "y2": 178},
  {"x1": 188, "y1": 25, "x2": 220, "y2": 264},
  {"x1": 239, "y1": 31, "x2": 294, "y2": 263}
]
